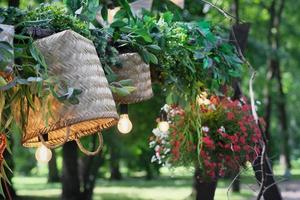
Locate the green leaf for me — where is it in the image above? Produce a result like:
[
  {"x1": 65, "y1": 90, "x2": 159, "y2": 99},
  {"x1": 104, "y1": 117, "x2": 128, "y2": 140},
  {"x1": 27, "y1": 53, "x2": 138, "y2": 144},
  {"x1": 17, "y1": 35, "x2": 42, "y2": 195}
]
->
[
  {"x1": 0, "y1": 183, "x2": 4, "y2": 198},
  {"x1": 228, "y1": 69, "x2": 241, "y2": 77},
  {"x1": 111, "y1": 20, "x2": 127, "y2": 28},
  {"x1": 203, "y1": 57, "x2": 213, "y2": 69},
  {"x1": 119, "y1": 79, "x2": 134, "y2": 86},
  {"x1": 114, "y1": 9, "x2": 127, "y2": 20},
  {"x1": 118, "y1": 0, "x2": 134, "y2": 19},
  {"x1": 112, "y1": 86, "x2": 130, "y2": 96},
  {"x1": 194, "y1": 51, "x2": 205, "y2": 60},
  {"x1": 64, "y1": 0, "x2": 81, "y2": 13},
  {"x1": 146, "y1": 45, "x2": 161, "y2": 52},
  {"x1": 101, "y1": 5, "x2": 108, "y2": 21},
  {"x1": 148, "y1": 52, "x2": 158, "y2": 64},
  {"x1": 162, "y1": 12, "x2": 174, "y2": 24},
  {"x1": 135, "y1": 29, "x2": 152, "y2": 43}
]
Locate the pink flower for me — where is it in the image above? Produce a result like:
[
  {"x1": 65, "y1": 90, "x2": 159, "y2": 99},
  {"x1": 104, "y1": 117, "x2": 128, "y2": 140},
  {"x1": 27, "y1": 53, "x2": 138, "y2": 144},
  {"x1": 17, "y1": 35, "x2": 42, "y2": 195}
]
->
[
  {"x1": 203, "y1": 136, "x2": 214, "y2": 149},
  {"x1": 227, "y1": 112, "x2": 235, "y2": 120},
  {"x1": 232, "y1": 145, "x2": 241, "y2": 152}
]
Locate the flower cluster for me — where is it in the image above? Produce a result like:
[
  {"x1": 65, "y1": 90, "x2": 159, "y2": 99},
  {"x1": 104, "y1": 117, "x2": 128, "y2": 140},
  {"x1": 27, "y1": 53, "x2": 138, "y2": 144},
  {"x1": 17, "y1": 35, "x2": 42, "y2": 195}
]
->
[{"x1": 150, "y1": 94, "x2": 263, "y2": 179}]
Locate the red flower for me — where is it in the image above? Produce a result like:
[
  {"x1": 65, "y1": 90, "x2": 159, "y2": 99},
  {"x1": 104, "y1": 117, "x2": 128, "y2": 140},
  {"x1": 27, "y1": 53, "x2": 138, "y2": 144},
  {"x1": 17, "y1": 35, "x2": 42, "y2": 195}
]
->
[
  {"x1": 240, "y1": 137, "x2": 246, "y2": 144},
  {"x1": 227, "y1": 112, "x2": 235, "y2": 120},
  {"x1": 232, "y1": 145, "x2": 241, "y2": 152},
  {"x1": 210, "y1": 95, "x2": 220, "y2": 105},
  {"x1": 203, "y1": 136, "x2": 214, "y2": 149}
]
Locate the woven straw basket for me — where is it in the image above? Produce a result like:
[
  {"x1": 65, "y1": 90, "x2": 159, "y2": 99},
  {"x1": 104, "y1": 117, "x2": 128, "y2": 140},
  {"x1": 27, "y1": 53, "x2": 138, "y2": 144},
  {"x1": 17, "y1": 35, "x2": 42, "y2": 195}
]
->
[
  {"x1": 112, "y1": 53, "x2": 153, "y2": 104},
  {"x1": 23, "y1": 30, "x2": 119, "y2": 153}
]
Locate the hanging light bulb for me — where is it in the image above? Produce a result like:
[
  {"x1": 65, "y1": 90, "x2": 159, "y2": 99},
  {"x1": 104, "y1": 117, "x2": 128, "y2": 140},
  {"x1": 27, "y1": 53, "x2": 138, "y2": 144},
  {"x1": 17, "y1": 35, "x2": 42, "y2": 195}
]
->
[
  {"x1": 35, "y1": 144, "x2": 52, "y2": 163},
  {"x1": 158, "y1": 109, "x2": 169, "y2": 132},
  {"x1": 117, "y1": 104, "x2": 133, "y2": 134}
]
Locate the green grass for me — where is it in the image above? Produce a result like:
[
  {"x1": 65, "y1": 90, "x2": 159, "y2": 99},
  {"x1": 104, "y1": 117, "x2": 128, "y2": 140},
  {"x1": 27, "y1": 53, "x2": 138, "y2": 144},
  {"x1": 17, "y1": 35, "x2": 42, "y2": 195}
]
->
[
  {"x1": 14, "y1": 160, "x2": 300, "y2": 200},
  {"x1": 13, "y1": 176, "x2": 254, "y2": 200}
]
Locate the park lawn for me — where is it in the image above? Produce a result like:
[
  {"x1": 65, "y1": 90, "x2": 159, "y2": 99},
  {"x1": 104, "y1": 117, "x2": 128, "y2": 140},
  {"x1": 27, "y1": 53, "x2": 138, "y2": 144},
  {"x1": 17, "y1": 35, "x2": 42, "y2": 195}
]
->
[
  {"x1": 13, "y1": 176, "x2": 254, "y2": 200},
  {"x1": 14, "y1": 161, "x2": 300, "y2": 200}
]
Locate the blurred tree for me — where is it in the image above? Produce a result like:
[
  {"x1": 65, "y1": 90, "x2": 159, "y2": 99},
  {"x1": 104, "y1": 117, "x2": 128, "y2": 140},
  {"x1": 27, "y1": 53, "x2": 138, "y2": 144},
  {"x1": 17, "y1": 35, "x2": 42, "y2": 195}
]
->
[
  {"x1": 264, "y1": 0, "x2": 291, "y2": 177},
  {"x1": 48, "y1": 150, "x2": 60, "y2": 183}
]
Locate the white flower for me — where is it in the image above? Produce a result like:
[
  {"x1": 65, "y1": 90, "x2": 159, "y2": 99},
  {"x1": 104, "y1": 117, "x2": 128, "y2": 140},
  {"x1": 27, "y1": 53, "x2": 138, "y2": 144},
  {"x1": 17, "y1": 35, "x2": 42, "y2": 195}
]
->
[
  {"x1": 153, "y1": 128, "x2": 169, "y2": 139},
  {"x1": 155, "y1": 152, "x2": 161, "y2": 160},
  {"x1": 219, "y1": 126, "x2": 226, "y2": 132},
  {"x1": 149, "y1": 141, "x2": 156, "y2": 148},
  {"x1": 201, "y1": 126, "x2": 210, "y2": 132},
  {"x1": 152, "y1": 128, "x2": 162, "y2": 137},
  {"x1": 164, "y1": 148, "x2": 171, "y2": 154},
  {"x1": 154, "y1": 145, "x2": 160, "y2": 152},
  {"x1": 151, "y1": 156, "x2": 157, "y2": 163},
  {"x1": 162, "y1": 104, "x2": 170, "y2": 112}
]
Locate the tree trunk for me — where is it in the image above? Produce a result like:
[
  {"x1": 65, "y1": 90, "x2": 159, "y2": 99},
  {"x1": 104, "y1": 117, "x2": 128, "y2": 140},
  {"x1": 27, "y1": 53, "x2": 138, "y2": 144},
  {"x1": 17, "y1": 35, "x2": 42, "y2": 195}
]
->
[
  {"x1": 229, "y1": 0, "x2": 250, "y2": 192},
  {"x1": 266, "y1": 0, "x2": 291, "y2": 174},
  {"x1": 253, "y1": 154, "x2": 282, "y2": 200},
  {"x1": 62, "y1": 135, "x2": 105, "y2": 200},
  {"x1": 109, "y1": 147, "x2": 122, "y2": 180},
  {"x1": 8, "y1": 0, "x2": 20, "y2": 7},
  {"x1": 48, "y1": 150, "x2": 60, "y2": 183},
  {"x1": 193, "y1": 168, "x2": 217, "y2": 200},
  {"x1": 62, "y1": 141, "x2": 80, "y2": 200},
  {"x1": 79, "y1": 134, "x2": 105, "y2": 200}
]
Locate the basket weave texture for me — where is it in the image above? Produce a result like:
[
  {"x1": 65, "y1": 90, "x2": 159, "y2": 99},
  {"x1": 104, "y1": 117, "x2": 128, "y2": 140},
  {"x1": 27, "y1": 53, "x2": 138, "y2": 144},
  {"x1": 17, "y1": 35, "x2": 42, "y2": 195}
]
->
[
  {"x1": 112, "y1": 53, "x2": 153, "y2": 104},
  {"x1": 23, "y1": 30, "x2": 119, "y2": 148}
]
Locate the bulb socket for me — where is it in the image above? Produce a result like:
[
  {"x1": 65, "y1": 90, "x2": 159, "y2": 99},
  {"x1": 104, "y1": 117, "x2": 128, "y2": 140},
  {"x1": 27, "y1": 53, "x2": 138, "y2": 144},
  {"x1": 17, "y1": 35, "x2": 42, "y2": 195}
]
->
[
  {"x1": 120, "y1": 104, "x2": 128, "y2": 114},
  {"x1": 160, "y1": 110, "x2": 168, "y2": 121},
  {"x1": 38, "y1": 133, "x2": 48, "y2": 142}
]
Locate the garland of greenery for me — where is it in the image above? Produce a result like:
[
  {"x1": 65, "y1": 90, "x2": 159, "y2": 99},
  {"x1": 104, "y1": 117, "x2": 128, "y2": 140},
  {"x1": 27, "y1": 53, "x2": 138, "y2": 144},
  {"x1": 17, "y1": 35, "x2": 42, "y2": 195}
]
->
[{"x1": 0, "y1": 0, "x2": 248, "y2": 197}]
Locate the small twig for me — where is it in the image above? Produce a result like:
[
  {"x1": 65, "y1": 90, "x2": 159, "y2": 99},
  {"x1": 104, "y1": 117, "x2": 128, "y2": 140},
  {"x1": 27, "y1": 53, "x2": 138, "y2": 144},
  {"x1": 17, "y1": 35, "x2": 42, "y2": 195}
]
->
[
  {"x1": 199, "y1": 0, "x2": 245, "y2": 23},
  {"x1": 256, "y1": 142, "x2": 266, "y2": 200}
]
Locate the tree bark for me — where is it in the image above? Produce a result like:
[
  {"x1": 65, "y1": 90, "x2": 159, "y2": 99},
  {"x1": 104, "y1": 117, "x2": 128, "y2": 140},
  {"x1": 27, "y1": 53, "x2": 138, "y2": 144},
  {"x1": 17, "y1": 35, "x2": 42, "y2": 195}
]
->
[
  {"x1": 109, "y1": 147, "x2": 122, "y2": 180},
  {"x1": 253, "y1": 154, "x2": 282, "y2": 200},
  {"x1": 229, "y1": 0, "x2": 250, "y2": 193},
  {"x1": 79, "y1": 134, "x2": 105, "y2": 200},
  {"x1": 266, "y1": 0, "x2": 291, "y2": 173},
  {"x1": 48, "y1": 150, "x2": 60, "y2": 183},
  {"x1": 62, "y1": 141, "x2": 80, "y2": 200},
  {"x1": 8, "y1": 0, "x2": 20, "y2": 7}
]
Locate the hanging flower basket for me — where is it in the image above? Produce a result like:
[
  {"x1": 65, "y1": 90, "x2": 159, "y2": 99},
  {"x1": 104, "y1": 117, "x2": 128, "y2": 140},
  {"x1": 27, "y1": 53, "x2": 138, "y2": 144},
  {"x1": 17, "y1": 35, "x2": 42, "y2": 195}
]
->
[
  {"x1": 112, "y1": 53, "x2": 153, "y2": 104},
  {"x1": 150, "y1": 94, "x2": 263, "y2": 179},
  {"x1": 23, "y1": 30, "x2": 119, "y2": 153}
]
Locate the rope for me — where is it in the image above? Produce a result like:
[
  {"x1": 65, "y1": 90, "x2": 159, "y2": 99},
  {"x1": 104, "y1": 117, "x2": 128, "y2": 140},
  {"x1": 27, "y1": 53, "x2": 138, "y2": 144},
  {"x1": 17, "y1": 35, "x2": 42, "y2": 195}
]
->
[
  {"x1": 38, "y1": 126, "x2": 70, "y2": 149},
  {"x1": 75, "y1": 132, "x2": 103, "y2": 156}
]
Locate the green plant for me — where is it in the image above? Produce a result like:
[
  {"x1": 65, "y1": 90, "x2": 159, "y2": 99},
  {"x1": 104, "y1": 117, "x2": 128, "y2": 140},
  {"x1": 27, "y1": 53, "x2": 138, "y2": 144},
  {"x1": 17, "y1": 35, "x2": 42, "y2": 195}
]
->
[
  {"x1": 102, "y1": 0, "x2": 161, "y2": 65},
  {"x1": 21, "y1": 3, "x2": 91, "y2": 38},
  {"x1": 150, "y1": 12, "x2": 243, "y2": 104}
]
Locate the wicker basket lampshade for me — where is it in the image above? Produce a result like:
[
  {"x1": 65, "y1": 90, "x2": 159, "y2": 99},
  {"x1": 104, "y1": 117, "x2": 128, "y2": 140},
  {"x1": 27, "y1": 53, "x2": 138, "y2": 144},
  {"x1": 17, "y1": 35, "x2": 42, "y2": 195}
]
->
[
  {"x1": 22, "y1": 30, "x2": 119, "y2": 153},
  {"x1": 112, "y1": 53, "x2": 153, "y2": 104}
]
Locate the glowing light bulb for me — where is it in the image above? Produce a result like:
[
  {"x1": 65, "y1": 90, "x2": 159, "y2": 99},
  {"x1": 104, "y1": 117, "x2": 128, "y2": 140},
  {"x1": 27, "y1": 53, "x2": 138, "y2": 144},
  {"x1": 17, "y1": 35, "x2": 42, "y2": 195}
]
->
[
  {"x1": 117, "y1": 114, "x2": 133, "y2": 134},
  {"x1": 35, "y1": 144, "x2": 52, "y2": 163},
  {"x1": 158, "y1": 121, "x2": 169, "y2": 132}
]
